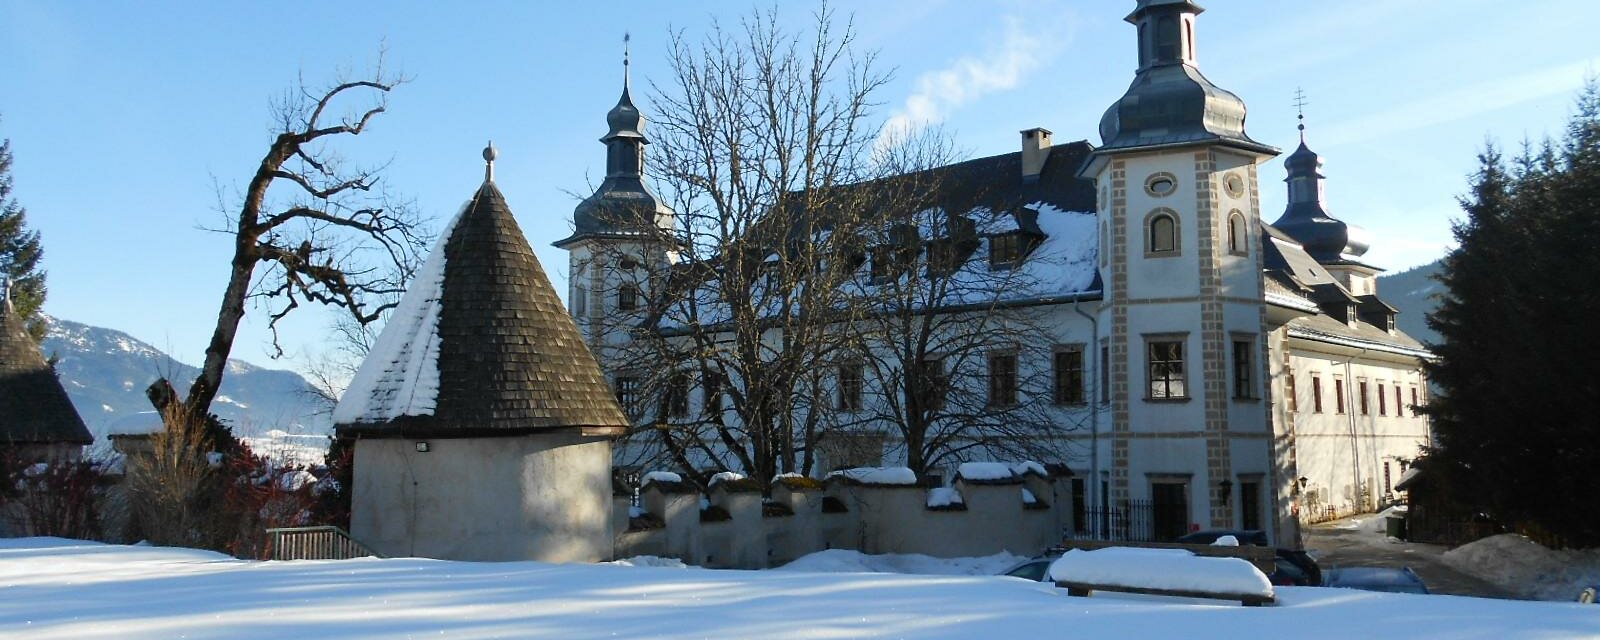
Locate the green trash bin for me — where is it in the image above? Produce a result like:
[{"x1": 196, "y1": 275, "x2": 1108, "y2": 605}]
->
[{"x1": 1385, "y1": 515, "x2": 1407, "y2": 540}]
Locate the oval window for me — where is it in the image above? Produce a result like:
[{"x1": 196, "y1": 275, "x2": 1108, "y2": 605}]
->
[
  {"x1": 1145, "y1": 173, "x2": 1177, "y2": 197},
  {"x1": 1225, "y1": 173, "x2": 1245, "y2": 198}
]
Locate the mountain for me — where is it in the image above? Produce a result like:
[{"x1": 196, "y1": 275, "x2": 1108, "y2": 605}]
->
[
  {"x1": 1376, "y1": 257, "x2": 1446, "y2": 347},
  {"x1": 40, "y1": 317, "x2": 332, "y2": 444}
]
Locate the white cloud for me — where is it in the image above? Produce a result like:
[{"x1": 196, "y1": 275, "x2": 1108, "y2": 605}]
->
[{"x1": 879, "y1": 16, "x2": 1070, "y2": 146}]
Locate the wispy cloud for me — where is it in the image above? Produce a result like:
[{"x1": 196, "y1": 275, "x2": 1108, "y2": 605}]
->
[
  {"x1": 879, "y1": 16, "x2": 1070, "y2": 146},
  {"x1": 1316, "y1": 57, "x2": 1599, "y2": 148}
]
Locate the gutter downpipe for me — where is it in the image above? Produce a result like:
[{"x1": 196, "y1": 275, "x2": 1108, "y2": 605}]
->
[{"x1": 1073, "y1": 295, "x2": 1102, "y2": 537}]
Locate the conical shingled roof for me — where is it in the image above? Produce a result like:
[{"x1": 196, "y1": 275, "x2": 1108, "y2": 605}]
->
[
  {"x1": 0, "y1": 295, "x2": 92, "y2": 446},
  {"x1": 335, "y1": 168, "x2": 629, "y2": 439}
]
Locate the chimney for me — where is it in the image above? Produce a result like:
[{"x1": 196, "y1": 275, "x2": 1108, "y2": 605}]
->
[{"x1": 1020, "y1": 127, "x2": 1053, "y2": 183}]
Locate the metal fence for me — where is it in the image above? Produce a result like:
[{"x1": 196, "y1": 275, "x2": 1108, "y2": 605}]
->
[
  {"x1": 265, "y1": 526, "x2": 380, "y2": 561},
  {"x1": 1064, "y1": 499, "x2": 1190, "y2": 543}
]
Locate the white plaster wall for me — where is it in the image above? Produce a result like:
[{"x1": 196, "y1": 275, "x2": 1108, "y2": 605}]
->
[{"x1": 351, "y1": 433, "x2": 613, "y2": 562}]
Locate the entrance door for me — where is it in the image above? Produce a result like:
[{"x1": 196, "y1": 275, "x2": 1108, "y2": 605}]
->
[{"x1": 1151, "y1": 482, "x2": 1189, "y2": 542}]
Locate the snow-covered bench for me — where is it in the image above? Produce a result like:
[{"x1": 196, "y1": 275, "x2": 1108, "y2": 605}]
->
[{"x1": 1049, "y1": 547, "x2": 1276, "y2": 607}]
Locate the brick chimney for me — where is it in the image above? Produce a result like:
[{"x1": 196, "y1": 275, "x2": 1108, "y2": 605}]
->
[{"x1": 1020, "y1": 127, "x2": 1053, "y2": 184}]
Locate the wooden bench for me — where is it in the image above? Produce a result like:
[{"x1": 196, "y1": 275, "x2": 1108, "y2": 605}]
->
[
  {"x1": 1055, "y1": 580, "x2": 1275, "y2": 607},
  {"x1": 1048, "y1": 541, "x2": 1278, "y2": 607}
]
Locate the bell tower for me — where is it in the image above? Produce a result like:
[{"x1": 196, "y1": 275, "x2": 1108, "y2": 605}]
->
[
  {"x1": 555, "y1": 35, "x2": 675, "y2": 343},
  {"x1": 1081, "y1": 0, "x2": 1280, "y2": 534}
]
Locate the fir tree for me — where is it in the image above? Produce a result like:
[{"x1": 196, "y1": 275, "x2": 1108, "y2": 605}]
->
[
  {"x1": 1425, "y1": 79, "x2": 1600, "y2": 547},
  {"x1": 0, "y1": 122, "x2": 48, "y2": 342}
]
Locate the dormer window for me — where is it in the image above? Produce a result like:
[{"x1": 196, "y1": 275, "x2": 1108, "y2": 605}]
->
[
  {"x1": 989, "y1": 233, "x2": 1023, "y2": 270},
  {"x1": 927, "y1": 239, "x2": 961, "y2": 277}
]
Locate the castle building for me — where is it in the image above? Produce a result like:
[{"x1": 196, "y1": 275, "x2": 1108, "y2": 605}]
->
[{"x1": 561, "y1": 0, "x2": 1430, "y2": 546}]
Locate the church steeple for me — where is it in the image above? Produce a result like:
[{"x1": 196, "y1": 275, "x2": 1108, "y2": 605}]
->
[
  {"x1": 1085, "y1": 0, "x2": 1275, "y2": 163},
  {"x1": 1270, "y1": 93, "x2": 1371, "y2": 263},
  {"x1": 554, "y1": 35, "x2": 673, "y2": 249}
]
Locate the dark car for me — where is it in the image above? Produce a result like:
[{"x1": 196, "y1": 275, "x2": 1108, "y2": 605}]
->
[
  {"x1": 1322, "y1": 567, "x2": 1429, "y2": 595},
  {"x1": 1175, "y1": 530, "x2": 1321, "y2": 587}
]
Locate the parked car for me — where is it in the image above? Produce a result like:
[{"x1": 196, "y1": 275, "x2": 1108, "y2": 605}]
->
[
  {"x1": 1321, "y1": 567, "x2": 1429, "y2": 595},
  {"x1": 1175, "y1": 529, "x2": 1270, "y2": 547},
  {"x1": 1175, "y1": 530, "x2": 1321, "y2": 587},
  {"x1": 1000, "y1": 556, "x2": 1056, "y2": 582},
  {"x1": 999, "y1": 543, "x2": 1321, "y2": 588}
]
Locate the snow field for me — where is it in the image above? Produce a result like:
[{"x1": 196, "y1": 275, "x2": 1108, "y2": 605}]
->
[{"x1": 1, "y1": 539, "x2": 1596, "y2": 639}]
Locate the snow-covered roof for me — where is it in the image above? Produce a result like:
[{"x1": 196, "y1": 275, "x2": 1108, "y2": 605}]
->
[{"x1": 335, "y1": 174, "x2": 628, "y2": 438}]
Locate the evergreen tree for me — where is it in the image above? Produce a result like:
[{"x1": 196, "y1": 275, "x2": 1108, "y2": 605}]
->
[
  {"x1": 1426, "y1": 79, "x2": 1600, "y2": 547},
  {"x1": 0, "y1": 122, "x2": 48, "y2": 342}
]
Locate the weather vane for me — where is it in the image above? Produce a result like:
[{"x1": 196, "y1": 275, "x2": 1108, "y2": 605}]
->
[{"x1": 1293, "y1": 87, "x2": 1309, "y2": 139}]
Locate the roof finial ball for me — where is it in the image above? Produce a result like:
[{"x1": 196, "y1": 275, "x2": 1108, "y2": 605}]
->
[{"x1": 483, "y1": 141, "x2": 498, "y2": 183}]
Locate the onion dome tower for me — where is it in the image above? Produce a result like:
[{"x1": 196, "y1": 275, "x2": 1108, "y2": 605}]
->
[
  {"x1": 1269, "y1": 108, "x2": 1372, "y2": 265},
  {"x1": 554, "y1": 35, "x2": 673, "y2": 248},
  {"x1": 0, "y1": 280, "x2": 92, "y2": 460},
  {"x1": 335, "y1": 146, "x2": 628, "y2": 563}
]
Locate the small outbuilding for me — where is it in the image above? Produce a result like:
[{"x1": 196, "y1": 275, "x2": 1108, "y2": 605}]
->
[
  {"x1": 0, "y1": 283, "x2": 92, "y2": 462},
  {"x1": 334, "y1": 147, "x2": 629, "y2": 562}
]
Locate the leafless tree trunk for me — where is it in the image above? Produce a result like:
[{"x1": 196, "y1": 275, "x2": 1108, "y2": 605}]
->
[{"x1": 147, "y1": 57, "x2": 427, "y2": 431}]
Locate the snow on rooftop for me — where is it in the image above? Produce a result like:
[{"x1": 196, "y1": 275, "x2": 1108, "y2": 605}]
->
[
  {"x1": 826, "y1": 466, "x2": 918, "y2": 485},
  {"x1": 707, "y1": 471, "x2": 746, "y2": 487},
  {"x1": 641, "y1": 470, "x2": 684, "y2": 487},
  {"x1": 333, "y1": 205, "x2": 467, "y2": 426},
  {"x1": 956, "y1": 462, "x2": 1016, "y2": 481},
  {"x1": 2, "y1": 538, "x2": 1594, "y2": 638},
  {"x1": 105, "y1": 411, "x2": 164, "y2": 436},
  {"x1": 926, "y1": 486, "x2": 964, "y2": 508},
  {"x1": 1048, "y1": 547, "x2": 1273, "y2": 598}
]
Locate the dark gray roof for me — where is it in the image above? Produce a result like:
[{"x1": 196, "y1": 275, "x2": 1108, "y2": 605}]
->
[
  {"x1": 554, "y1": 69, "x2": 671, "y2": 248},
  {"x1": 339, "y1": 181, "x2": 629, "y2": 439},
  {"x1": 0, "y1": 299, "x2": 92, "y2": 446},
  {"x1": 1094, "y1": 1, "x2": 1276, "y2": 157},
  {"x1": 1270, "y1": 139, "x2": 1373, "y2": 264}
]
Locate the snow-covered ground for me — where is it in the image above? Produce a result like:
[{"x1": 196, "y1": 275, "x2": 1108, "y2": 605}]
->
[
  {"x1": 777, "y1": 548, "x2": 1025, "y2": 576},
  {"x1": 1, "y1": 539, "x2": 1595, "y2": 639},
  {"x1": 1444, "y1": 533, "x2": 1600, "y2": 601}
]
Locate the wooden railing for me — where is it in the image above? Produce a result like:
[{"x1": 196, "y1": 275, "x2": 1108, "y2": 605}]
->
[{"x1": 266, "y1": 526, "x2": 379, "y2": 561}]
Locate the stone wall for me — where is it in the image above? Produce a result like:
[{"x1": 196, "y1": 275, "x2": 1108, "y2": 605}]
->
[{"x1": 614, "y1": 472, "x2": 1073, "y2": 569}]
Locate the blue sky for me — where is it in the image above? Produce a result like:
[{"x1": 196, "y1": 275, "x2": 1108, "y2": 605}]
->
[{"x1": 1, "y1": 0, "x2": 1592, "y2": 373}]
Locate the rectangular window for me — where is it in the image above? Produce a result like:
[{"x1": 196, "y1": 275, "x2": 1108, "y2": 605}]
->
[
  {"x1": 1359, "y1": 380, "x2": 1370, "y2": 415},
  {"x1": 1334, "y1": 377, "x2": 1346, "y2": 414},
  {"x1": 615, "y1": 376, "x2": 640, "y2": 419},
  {"x1": 1053, "y1": 348, "x2": 1085, "y2": 405},
  {"x1": 572, "y1": 285, "x2": 587, "y2": 317},
  {"x1": 989, "y1": 233, "x2": 1022, "y2": 270},
  {"x1": 1312, "y1": 375, "x2": 1323, "y2": 413},
  {"x1": 1411, "y1": 386, "x2": 1420, "y2": 416},
  {"x1": 1231, "y1": 338, "x2": 1255, "y2": 399},
  {"x1": 618, "y1": 283, "x2": 640, "y2": 311},
  {"x1": 1240, "y1": 480, "x2": 1261, "y2": 531},
  {"x1": 1147, "y1": 338, "x2": 1186, "y2": 399},
  {"x1": 1384, "y1": 462, "x2": 1393, "y2": 494},
  {"x1": 917, "y1": 357, "x2": 947, "y2": 412},
  {"x1": 989, "y1": 352, "x2": 1018, "y2": 408},
  {"x1": 1286, "y1": 373, "x2": 1298, "y2": 413},
  {"x1": 1378, "y1": 381, "x2": 1387, "y2": 416},
  {"x1": 1099, "y1": 345, "x2": 1110, "y2": 403},
  {"x1": 1071, "y1": 478, "x2": 1087, "y2": 534},
  {"x1": 838, "y1": 363, "x2": 864, "y2": 411},
  {"x1": 703, "y1": 370, "x2": 723, "y2": 414},
  {"x1": 927, "y1": 239, "x2": 960, "y2": 277},
  {"x1": 1394, "y1": 384, "x2": 1403, "y2": 418},
  {"x1": 664, "y1": 372, "x2": 689, "y2": 419}
]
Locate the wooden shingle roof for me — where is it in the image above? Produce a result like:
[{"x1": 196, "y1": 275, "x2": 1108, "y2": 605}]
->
[
  {"x1": 0, "y1": 297, "x2": 92, "y2": 446},
  {"x1": 337, "y1": 179, "x2": 629, "y2": 439}
]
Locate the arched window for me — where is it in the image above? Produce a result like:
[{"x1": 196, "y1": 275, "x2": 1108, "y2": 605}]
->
[
  {"x1": 1228, "y1": 211, "x2": 1248, "y2": 256},
  {"x1": 1147, "y1": 211, "x2": 1178, "y2": 255},
  {"x1": 1185, "y1": 19, "x2": 1195, "y2": 61}
]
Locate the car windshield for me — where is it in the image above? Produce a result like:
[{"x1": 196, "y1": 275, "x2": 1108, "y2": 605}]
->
[{"x1": 1005, "y1": 561, "x2": 1050, "y2": 582}]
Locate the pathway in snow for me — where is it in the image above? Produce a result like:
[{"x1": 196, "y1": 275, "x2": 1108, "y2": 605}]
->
[{"x1": 1304, "y1": 517, "x2": 1515, "y2": 599}]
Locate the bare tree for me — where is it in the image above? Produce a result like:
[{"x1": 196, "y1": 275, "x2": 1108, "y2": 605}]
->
[
  {"x1": 148, "y1": 58, "x2": 427, "y2": 431},
  {"x1": 590, "y1": 6, "x2": 924, "y2": 485}
]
